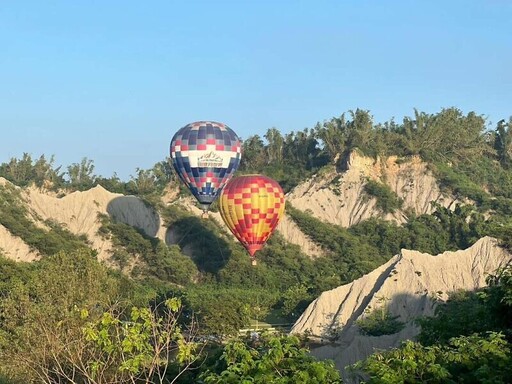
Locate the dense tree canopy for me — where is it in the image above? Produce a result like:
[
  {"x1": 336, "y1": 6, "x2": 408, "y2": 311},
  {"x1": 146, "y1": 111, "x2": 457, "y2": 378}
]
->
[{"x1": 0, "y1": 107, "x2": 511, "y2": 382}]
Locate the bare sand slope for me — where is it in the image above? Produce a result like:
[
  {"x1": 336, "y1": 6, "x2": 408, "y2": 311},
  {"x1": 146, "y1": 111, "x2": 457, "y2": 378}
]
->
[
  {"x1": 23, "y1": 185, "x2": 120, "y2": 261},
  {"x1": 22, "y1": 185, "x2": 163, "y2": 261},
  {"x1": 0, "y1": 175, "x2": 322, "y2": 261},
  {"x1": 0, "y1": 224, "x2": 40, "y2": 262},
  {"x1": 291, "y1": 237, "x2": 511, "y2": 380},
  {"x1": 287, "y1": 152, "x2": 458, "y2": 227}
]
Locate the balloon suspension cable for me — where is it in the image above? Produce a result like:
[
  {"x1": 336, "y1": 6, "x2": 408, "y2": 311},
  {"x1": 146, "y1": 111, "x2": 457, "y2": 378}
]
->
[{"x1": 176, "y1": 223, "x2": 195, "y2": 248}]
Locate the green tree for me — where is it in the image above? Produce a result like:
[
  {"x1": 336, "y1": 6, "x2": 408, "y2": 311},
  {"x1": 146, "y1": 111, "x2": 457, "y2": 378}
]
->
[
  {"x1": 67, "y1": 157, "x2": 97, "y2": 190},
  {"x1": 0, "y1": 249, "x2": 119, "y2": 381},
  {"x1": 353, "y1": 333, "x2": 511, "y2": 384},
  {"x1": 201, "y1": 334, "x2": 342, "y2": 383},
  {"x1": 73, "y1": 298, "x2": 199, "y2": 384},
  {"x1": 1, "y1": 153, "x2": 34, "y2": 186},
  {"x1": 315, "y1": 115, "x2": 347, "y2": 164},
  {"x1": 240, "y1": 135, "x2": 266, "y2": 171},
  {"x1": 282, "y1": 128, "x2": 319, "y2": 169},
  {"x1": 152, "y1": 158, "x2": 176, "y2": 189},
  {"x1": 128, "y1": 167, "x2": 159, "y2": 195},
  {"x1": 184, "y1": 287, "x2": 261, "y2": 337},
  {"x1": 346, "y1": 109, "x2": 375, "y2": 154},
  {"x1": 0, "y1": 249, "x2": 199, "y2": 383},
  {"x1": 363, "y1": 180, "x2": 403, "y2": 214},
  {"x1": 95, "y1": 172, "x2": 129, "y2": 194},
  {"x1": 265, "y1": 127, "x2": 284, "y2": 165},
  {"x1": 356, "y1": 305, "x2": 405, "y2": 337},
  {"x1": 280, "y1": 284, "x2": 313, "y2": 320},
  {"x1": 401, "y1": 108, "x2": 486, "y2": 163},
  {"x1": 494, "y1": 118, "x2": 512, "y2": 168}
]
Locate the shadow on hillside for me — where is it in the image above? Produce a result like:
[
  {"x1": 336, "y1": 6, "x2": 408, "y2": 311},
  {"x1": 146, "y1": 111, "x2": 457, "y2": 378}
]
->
[
  {"x1": 107, "y1": 196, "x2": 160, "y2": 238},
  {"x1": 307, "y1": 290, "x2": 460, "y2": 384},
  {"x1": 320, "y1": 291, "x2": 437, "y2": 341},
  {"x1": 165, "y1": 215, "x2": 231, "y2": 274}
]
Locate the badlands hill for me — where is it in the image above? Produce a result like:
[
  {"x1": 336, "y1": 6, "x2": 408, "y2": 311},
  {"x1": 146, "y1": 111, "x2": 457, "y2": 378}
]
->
[
  {"x1": 0, "y1": 152, "x2": 458, "y2": 263},
  {"x1": 0, "y1": 177, "x2": 322, "y2": 262},
  {"x1": 1, "y1": 152, "x2": 509, "y2": 380},
  {"x1": 291, "y1": 236, "x2": 512, "y2": 381},
  {"x1": 286, "y1": 151, "x2": 458, "y2": 227},
  {"x1": 0, "y1": 181, "x2": 160, "y2": 262}
]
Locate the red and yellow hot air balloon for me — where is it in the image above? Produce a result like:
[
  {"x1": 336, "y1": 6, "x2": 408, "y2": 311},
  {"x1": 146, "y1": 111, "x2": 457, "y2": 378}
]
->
[{"x1": 219, "y1": 175, "x2": 285, "y2": 265}]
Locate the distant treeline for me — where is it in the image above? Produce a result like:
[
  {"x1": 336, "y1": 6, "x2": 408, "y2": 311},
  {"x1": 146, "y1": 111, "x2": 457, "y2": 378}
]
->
[{"x1": 1, "y1": 108, "x2": 511, "y2": 197}]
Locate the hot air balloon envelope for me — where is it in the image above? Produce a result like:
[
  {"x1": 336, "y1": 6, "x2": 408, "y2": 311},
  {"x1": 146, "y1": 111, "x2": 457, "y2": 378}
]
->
[
  {"x1": 219, "y1": 175, "x2": 285, "y2": 262},
  {"x1": 170, "y1": 121, "x2": 242, "y2": 212}
]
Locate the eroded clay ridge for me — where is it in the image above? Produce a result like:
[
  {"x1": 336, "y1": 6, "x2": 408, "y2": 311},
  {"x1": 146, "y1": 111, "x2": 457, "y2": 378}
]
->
[
  {"x1": 0, "y1": 177, "x2": 323, "y2": 261},
  {"x1": 286, "y1": 151, "x2": 458, "y2": 227},
  {"x1": 291, "y1": 237, "x2": 511, "y2": 379}
]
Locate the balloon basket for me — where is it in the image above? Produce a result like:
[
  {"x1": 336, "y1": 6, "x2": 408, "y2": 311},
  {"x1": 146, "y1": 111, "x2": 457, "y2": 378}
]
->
[
  {"x1": 201, "y1": 211, "x2": 209, "y2": 219},
  {"x1": 251, "y1": 259, "x2": 257, "y2": 266}
]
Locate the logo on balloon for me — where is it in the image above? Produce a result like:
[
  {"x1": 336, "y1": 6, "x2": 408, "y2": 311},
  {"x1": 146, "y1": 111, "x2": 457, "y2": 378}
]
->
[{"x1": 198, "y1": 151, "x2": 223, "y2": 167}]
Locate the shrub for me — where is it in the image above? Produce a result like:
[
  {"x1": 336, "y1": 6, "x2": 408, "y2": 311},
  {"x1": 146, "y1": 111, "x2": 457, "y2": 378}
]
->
[
  {"x1": 363, "y1": 180, "x2": 403, "y2": 214},
  {"x1": 356, "y1": 307, "x2": 405, "y2": 336}
]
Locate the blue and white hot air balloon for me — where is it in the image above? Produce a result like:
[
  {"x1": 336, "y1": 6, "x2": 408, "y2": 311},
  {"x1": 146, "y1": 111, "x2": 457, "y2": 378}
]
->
[{"x1": 170, "y1": 121, "x2": 242, "y2": 213}]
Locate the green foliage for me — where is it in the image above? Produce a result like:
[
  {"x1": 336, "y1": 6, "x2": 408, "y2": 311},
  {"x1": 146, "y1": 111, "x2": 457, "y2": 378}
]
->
[
  {"x1": 400, "y1": 108, "x2": 486, "y2": 163},
  {"x1": 494, "y1": 118, "x2": 512, "y2": 168},
  {"x1": 124, "y1": 159, "x2": 176, "y2": 198},
  {"x1": 0, "y1": 249, "x2": 120, "y2": 380},
  {"x1": 80, "y1": 298, "x2": 198, "y2": 381},
  {"x1": 357, "y1": 306, "x2": 405, "y2": 337},
  {"x1": 434, "y1": 162, "x2": 489, "y2": 205},
  {"x1": 0, "y1": 153, "x2": 180, "y2": 200},
  {"x1": 240, "y1": 127, "x2": 323, "y2": 192},
  {"x1": 418, "y1": 266, "x2": 512, "y2": 346},
  {"x1": 315, "y1": 109, "x2": 390, "y2": 161},
  {"x1": 311, "y1": 107, "x2": 491, "y2": 164},
  {"x1": 67, "y1": 157, "x2": 97, "y2": 190},
  {"x1": 183, "y1": 286, "x2": 278, "y2": 337},
  {"x1": 432, "y1": 150, "x2": 512, "y2": 220},
  {"x1": 353, "y1": 333, "x2": 512, "y2": 384},
  {"x1": 161, "y1": 204, "x2": 232, "y2": 274},
  {"x1": 0, "y1": 153, "x2": 65, "y2": 188},
  {"x1": 98, "y1": 213, "x2": 198, "y2": 286},
  {"x1": 363, "y1": 179, "x2": 403, "y2": 214},
  {"x1": 0, "y1": 184, "x2": 92, "y2": 256},
  {"x1": 352, "y1": 339, "x2": 450, "y2": 383},
  {"x1": 201, "y1": 334, "x2": 342, "y2": 383},
  {"x1": 0, "y1": 249, "x2": 198, "y2": 383},
  {"x1": 417, "y1": 290, "x2": 498, "y2": 346},
  {"x1": 286, "y1": 204, "x2": 397, "y2": 283},
  {"x1": 280, "y1": 284, "x2": 314, "y2": 320},
  {"x1": 290, "y1": 201, "x2": 494, "y2": 277}
]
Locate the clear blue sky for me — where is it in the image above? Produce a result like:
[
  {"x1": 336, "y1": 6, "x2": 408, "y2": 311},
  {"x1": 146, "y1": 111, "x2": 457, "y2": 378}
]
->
[{"x1": 1, "y1": 0, "x2": 510, "y2": 180}]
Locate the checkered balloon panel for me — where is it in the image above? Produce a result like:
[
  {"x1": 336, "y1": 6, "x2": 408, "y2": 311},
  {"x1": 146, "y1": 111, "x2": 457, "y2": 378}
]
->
[
  {"x1": 219, "y1": 175, "x2": 285, "y2": 257},
  {"x1": 170, "y1": 121, "x2": 242, "y2": 206}
]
